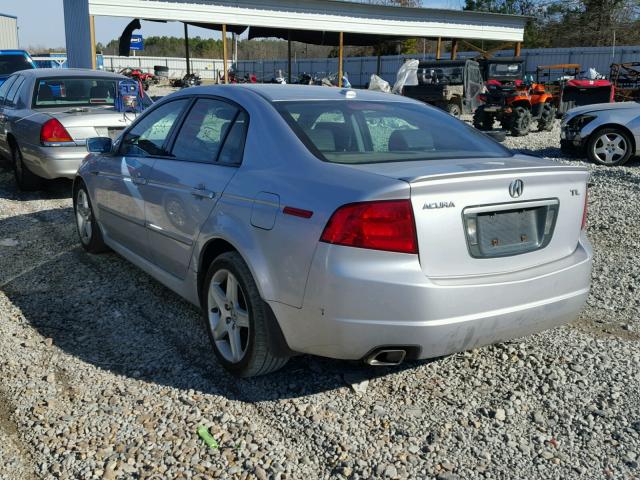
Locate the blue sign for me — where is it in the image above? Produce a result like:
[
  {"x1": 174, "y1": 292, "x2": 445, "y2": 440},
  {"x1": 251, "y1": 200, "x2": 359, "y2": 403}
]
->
[{"x1": 130, "y1": 35, "x2": 144, "y2": 51}]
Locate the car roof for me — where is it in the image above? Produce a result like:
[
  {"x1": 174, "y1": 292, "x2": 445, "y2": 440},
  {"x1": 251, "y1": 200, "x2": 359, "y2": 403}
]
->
[
  {"x1": 0, "y1": 50, "x2": 31, "y2": 56},
  {"x1": 16, "y1": 68, "x2": 128, "y2": 80},
  {"x1": 176, "y1": 84, "x2": 417, "y2": 104}
]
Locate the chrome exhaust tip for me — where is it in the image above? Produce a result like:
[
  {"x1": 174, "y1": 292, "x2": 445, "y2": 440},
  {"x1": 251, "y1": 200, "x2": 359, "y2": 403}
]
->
[{"x1": 366, "y1": 349, "x2": 406, "y2": 366}]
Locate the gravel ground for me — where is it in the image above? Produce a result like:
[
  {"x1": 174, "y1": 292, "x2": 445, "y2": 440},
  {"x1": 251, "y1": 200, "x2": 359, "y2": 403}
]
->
[{"x1": 0, "y1": 121, "x2": 639, "y2": 480}]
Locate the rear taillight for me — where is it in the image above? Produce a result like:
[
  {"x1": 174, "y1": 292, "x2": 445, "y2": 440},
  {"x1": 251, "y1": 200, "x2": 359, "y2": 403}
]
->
[
  {"x1": 581, "y1": 189, "x2": 588, "y2": 230},
  {"x1": 320, "y1": 200, "x2": 418, "y2": 254},
  {"x1": 40, "y1": 118, "x2": 73, "y2": 144}
]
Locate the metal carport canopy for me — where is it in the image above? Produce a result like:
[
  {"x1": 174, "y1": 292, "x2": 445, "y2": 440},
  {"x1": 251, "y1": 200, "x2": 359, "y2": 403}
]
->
[{"x1": 86, "y1": 0, "x2": 526, "y2": 42}]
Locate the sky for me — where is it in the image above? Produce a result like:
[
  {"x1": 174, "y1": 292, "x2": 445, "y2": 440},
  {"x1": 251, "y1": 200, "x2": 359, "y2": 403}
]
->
[{"x1": 1, "y1": 0, "x2": 465, "y2": 51}]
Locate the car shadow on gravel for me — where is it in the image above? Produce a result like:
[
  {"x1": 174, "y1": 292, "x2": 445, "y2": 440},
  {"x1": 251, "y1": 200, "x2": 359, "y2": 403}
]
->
[
  {"x1": 0, "y1": 157, "x2": 73, "y2": 200},
  {"x1": 1, "y1": 208, "x2": 423, "y2": 403}
]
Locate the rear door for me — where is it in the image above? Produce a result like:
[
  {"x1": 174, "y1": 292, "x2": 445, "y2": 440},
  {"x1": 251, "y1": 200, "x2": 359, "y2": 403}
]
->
[
  {"x1": 93, "y1": 98, "x2": 190, "y2": 260},
  {"x1": 144, "y1": 97, "x2": 248, "y2": 279}
]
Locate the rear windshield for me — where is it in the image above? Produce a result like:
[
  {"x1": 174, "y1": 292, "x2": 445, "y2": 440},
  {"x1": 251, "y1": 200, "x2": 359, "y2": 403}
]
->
[
  {"x1": 276, "y1": 100, "x2": 510, "y2": 164},
  {"x1": 33, "y1": 77, "x2": 117, "y2": 108},
  {"x1": 0, "y1": 54, "x2": 32, "y2": 76},
  {"x1": 488, "y1": 63, "x2": 523, "y2": 79}
]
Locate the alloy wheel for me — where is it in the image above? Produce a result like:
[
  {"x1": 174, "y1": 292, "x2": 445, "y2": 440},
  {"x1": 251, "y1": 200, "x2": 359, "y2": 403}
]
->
[
  {"x1": 75, "y1": 189, "x2": 93, "y2": 244},
  {"x1": 593, "y1": 133, "x2": 627, "y2": 164},
  {"x1": 208, "y1": 269, "x2": 250, "y2": 363}
]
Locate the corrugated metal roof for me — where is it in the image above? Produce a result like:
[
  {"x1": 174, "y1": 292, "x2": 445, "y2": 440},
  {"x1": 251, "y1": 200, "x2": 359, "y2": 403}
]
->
[{"x1": 87, "y1": 0, "x2": 526, "y2": 42}]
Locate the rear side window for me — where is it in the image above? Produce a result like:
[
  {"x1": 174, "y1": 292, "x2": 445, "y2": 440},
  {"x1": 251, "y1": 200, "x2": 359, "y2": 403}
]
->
[
  {"x1": 277, "y1": 100, "x2": 511, "y2": 164},
  {"x1": 171, "y1": 98, "x2": 246, "y2": 164},
  {"x1": 5, "y1": 77, "x2": 25, "y2": 107},
  {"x1": 120, "y1": 99, "x2": 189, "y2": 157},
  {"x1": 0, "y1": 76, "x2": 17, "y2": 104}
]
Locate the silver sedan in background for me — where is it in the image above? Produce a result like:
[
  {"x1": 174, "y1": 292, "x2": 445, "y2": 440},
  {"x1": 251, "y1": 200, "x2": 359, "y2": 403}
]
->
[
  {"x1": 74, "y1": 85, "x2": 592, "y2": 377},
  {"x1": 561, "y1": 101, "x2": 640, "y2": 166},
  {"x1": 0, "y1": 68, "x2": 139, "y2": 190}
]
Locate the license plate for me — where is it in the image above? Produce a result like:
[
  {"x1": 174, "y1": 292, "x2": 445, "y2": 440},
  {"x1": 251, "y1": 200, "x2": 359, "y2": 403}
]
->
[{"x1": 463, "y1": 200, "x2": 559, "y2": 258}]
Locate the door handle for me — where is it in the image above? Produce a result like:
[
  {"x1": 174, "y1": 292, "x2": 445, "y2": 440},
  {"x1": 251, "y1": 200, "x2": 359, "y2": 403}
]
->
[
  {"x1": 191, "y1": 187, "x2": 215, "y2": 199},
  {"x1": 131, "y1": 176, "x2": 147, "y2": 185}
]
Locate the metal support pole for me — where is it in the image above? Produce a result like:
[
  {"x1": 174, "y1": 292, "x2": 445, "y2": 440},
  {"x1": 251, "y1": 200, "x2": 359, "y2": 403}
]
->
[
  {"x1": 514, "y1": 41, "x2": 521, "y2": 57},
  {"x1": 222, "y1": 24, "x2": 228, "y2": 84},
  {"x1": 376, "y1": 48, "x2": 381, "y2": 75},
  {"x1": 89, "y1": 15, "x2": 97, "y2": 70},
  {"x1": 450, "y1": 39, "x2": 458, "y2": 60},
  {"x1": 436, "y1": 37, "x2": 442, "y2": 60},
  {"x1": 338, "y1": 32, "x2": 344, "y2": 88},
  {"x1": 287, "y1": 30, "x2": 292, "y2": 84},
  {"x1": 184, "y1": 23, "x2": 191, "y2": 76}
]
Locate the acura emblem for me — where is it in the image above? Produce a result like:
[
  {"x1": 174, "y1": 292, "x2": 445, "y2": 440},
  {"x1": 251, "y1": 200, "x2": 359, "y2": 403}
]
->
[{"x1": 509, "y1": 179, "x2": 524, "y2": 198}]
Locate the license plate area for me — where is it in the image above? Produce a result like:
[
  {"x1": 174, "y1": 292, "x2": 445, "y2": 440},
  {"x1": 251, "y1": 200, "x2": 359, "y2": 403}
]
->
[{"x1": 463, "y1": 199, "x2": 559, "y2": 258}]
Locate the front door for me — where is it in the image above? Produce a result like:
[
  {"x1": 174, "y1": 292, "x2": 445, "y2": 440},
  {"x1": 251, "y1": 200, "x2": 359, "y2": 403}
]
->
[
  {"x1": 93, "y1": 98, "x2": 190, "y2": 260},
  {"x1": 144, "y1": 97, "x2": 248, "y2": 279}
]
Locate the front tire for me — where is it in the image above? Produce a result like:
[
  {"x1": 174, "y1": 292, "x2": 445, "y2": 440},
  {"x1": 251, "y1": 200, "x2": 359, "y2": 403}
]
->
[
  {"x1": 510, "y1": 106, "x2": 532, "y2": 137},
  {"x1": 12, "y1": 144, "x2": 43, "y2": 191},
  {"x1": 73, "y1": 182, "x2": 108, "y2": 253},
  {"x1": 537, "y1": 103, "x2": 557, "y2": 132},
  {"x1": 586, "y1": 128, "x2": 633, "y2": 166},
  {"x1": 203, "y1": 252, "x2": 289, "y2": 377}
]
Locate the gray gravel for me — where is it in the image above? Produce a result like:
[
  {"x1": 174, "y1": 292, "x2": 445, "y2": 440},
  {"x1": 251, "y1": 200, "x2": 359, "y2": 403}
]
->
[{"x1": 0, "y1": 121, "x2": 639, "y2": 480}]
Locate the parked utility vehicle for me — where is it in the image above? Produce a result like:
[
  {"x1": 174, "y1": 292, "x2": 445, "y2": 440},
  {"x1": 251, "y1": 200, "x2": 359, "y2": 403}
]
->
[{"x1": 401, "y1": 59, "x2": 484, "y2": 117}]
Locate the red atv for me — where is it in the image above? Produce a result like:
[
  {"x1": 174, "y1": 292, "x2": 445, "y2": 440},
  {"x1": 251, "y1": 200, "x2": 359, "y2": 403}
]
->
[{"x1": 119, "y1": 67, "x2": 157, "y2": 91}]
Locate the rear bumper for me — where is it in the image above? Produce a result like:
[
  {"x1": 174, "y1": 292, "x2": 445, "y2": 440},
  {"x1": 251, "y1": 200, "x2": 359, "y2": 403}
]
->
[
  {"x1": 21, "y1": 143, "x2": 88, "y2": 180},
  {"x1": 270, "y1": 234, "x2": 592, "y2": 360}
]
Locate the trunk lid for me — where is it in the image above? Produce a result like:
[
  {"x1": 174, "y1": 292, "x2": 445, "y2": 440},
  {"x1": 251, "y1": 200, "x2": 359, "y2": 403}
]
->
[
  {"x1": 345, "y1": 156, "x2": 589, "y2": 278},
  {"x1": 40, "y1": 107, "x2": 132, "y2": 141}
]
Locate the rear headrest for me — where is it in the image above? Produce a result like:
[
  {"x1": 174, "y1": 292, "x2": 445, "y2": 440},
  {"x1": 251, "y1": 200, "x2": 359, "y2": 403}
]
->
[
  {"x1": 307, "y1": 128, "x2": 335, "y2": 152},
  {"x1": 38, "y1": 84, "x2": 54, "y2": 101},
  {"x1": 90, "y1": 85, "x2": 110, "y2": 98},
  {"x1": 388, "y1": 129, "x2": 434, "y2": 151}
]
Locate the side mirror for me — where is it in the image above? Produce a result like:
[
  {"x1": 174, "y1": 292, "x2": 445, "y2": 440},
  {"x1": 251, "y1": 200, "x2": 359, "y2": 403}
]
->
[
  {"x1": 86, "y1": 137, "x2": 113, "y2": 154},
  {"x1": 483, "y1": 130, "x2": 506, "y2": 143}
]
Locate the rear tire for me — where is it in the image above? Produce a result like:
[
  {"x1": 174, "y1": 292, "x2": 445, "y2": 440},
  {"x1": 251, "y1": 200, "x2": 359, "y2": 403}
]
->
[
  {"x1": 73, "y1": 181, "x2": 109, "y2": 253},
  {"x1": 203, "y1": 252, "x2": 289, "y2": 377},
  {"x1": 12, "y1": 144, "x2": 43, "y2": 191},
  {"x1": 586, "y1": 127, "x2": 633, "y2": 166},
  {"x1": 537, "y1": 103, "x2": 556, "y2": 132},
  {"x1": 510, "y1": 107, "x2": 532, "y2": 137},
  {"x1": 473, "y1": 106, "x2": 494, "y2": 131}
]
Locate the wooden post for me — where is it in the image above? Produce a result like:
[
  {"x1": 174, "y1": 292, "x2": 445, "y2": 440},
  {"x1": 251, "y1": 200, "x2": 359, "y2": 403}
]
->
[
  {"x1": 184, "y1": 23, "x2": 191, "y2": 76},
  {"x1": 451, "y1": 39, "x2": 458, "y2": 60},
  {"x1": 514, "y1": 41, "x2": 522, "y2": 57},
  {"x1": 222, "y1": 24, "x2": 228, "y2": 84},
  {"x1": 287, "y1": 30, "x2": 292, "y2": 84},
  {"x1": 436, "y1": 37, "x2": 442, "y2": 60},
  {"x1": 89, "y1": 15, "x2": 97, "y2": 70},
  {"x1": 338, "y1": 31, "x2": 344, "y2": 87}
]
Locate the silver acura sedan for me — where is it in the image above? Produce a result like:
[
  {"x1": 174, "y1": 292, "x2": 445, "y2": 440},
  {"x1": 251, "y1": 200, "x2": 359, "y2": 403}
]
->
[
  {"x1": 74, "y1": 85, "x2": 592, "y2": 377},
  {"x1": 0, "y1": 68, "x2": 139, "y2": 190}
]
